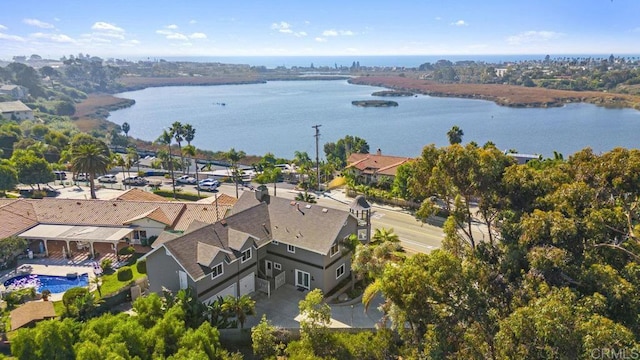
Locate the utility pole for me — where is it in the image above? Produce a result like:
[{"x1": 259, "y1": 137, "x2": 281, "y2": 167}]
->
[{"x1": 312, "y1": 124, "x2": 321, "y2": 193}]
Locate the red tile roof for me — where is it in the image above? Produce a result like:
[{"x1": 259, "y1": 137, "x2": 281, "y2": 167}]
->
[{"x1": 346, "y1": 153, "x2": 413, "y2": 176}]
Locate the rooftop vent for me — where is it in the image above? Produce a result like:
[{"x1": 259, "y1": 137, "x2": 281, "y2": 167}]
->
[
  {"x1": 305, "y1": 204, "x2": 312, "y2": 209},
  {"x1": 220, "y1": 219, "x2": 227, "y2": 226},
  {"x1": 322, "y1": 208, "x2": 328, "y2": 213}
]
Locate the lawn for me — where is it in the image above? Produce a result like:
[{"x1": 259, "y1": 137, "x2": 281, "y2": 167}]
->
[{"x1": 98, "y1": 263, "x2": 146, "y2": 298}]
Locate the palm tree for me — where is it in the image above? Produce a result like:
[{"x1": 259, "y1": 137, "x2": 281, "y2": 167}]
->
[
  {"x1": 225, "y1": 148, "x2": 245, "y2": 198},
  {"x1": 221, "y1": 295, "x2": 256, "y2": 329},
  {"x1": 157, "y1": 129, "x2": 176, "y2": 199},
  {"x1": 170, "y1": 121, "x2": 185, "y2": 174},
  {"x1": 183, "y1": 145, "x2": 200, "y2": 197},
  {"x1": 127, "y1": 146, "x2": 140, "y2": 175},
  {"x1": 447, "y1": 125, "x2": 464, "y2": 145},
  {"x1": 371, "y1": 227, "x2": 400, "y2": 245},
  {"x1": 69, "y1": 137, "x2": 111, "y2": 199},
  {"x1": 256, "y1": 167, "x2": 281, "y2": 197},
  {"x1": 183, "y1": 123, "x2": 196, "y2": 174}
]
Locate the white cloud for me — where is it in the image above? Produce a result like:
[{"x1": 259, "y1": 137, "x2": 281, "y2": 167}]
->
[
  {"x1": 167, "y1": 33, "x2": 189, "y2": 41},
  {"x1": 0, "y1": 24, "x2": 7, "y2": 30},
  {"x1": 271, "y1": 21, "x2": 306, "y2": 37},
  {"x1": 315, "y1": 37, "x2": 327, "y2": 42},
  {"x1": 120, "y1": 39, "x2": 141, "y2": 47},
  {"x1": 451, "y1": 20, "x2": 468, "y2": 27},
  {"x1": 0, "y1": 33, "x2": 25, "y2": 41},
  {"x1": 322, "y1": 29, "x2": 354, "y2": 36},
  {"x1": 23, "y1": 18, "x2": 55, "y2": 29},
  {"x1": 166, "y1": 24, "x2": 178, "y2": 29},
  {"x1": 189, "y1": 32, "x2": 207, "y2": 39},
  {"x1": 507, "y1": 30, "x2": 563, "y2": 45},
  {"x1": 31, "y1": 32, "x2": 75, "y2": 43},
  {"x1": 156, "y1": 29, "x2": 172, "y2": 35},
  {"x1": 272, "y1": 21, "x2": 292, "y2": 33},
  {"x1": 91, "y1": 22, "x2": 124, "y2": 33}
]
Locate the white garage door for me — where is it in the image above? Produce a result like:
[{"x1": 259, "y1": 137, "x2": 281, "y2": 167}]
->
[
  {"x1": 239, "y1": 272, "x2": 255, "y2": 296},
  {"x1": 203, "y1": 283, "x2": 236, "y2": 304}
]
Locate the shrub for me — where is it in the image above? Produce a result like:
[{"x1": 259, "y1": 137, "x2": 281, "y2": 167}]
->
[
  {"x1": 100, "y1": 258, "x2": 113, "y2": 273},
  {"x1": 117, "y1": 267, "x2": 133, "y2": 282},
  {"x1": 62, "y1": 287, "x2": 88, "y2": 307},
  {"x1": 118, "y1": 245, "x2": 135, "y2": 255},
  {"x1": 147, "y1": 235, "x2": 158, "y2": 246},
  {"x1": 136, "y1": 259, "x2": 147, "y2": 274}
]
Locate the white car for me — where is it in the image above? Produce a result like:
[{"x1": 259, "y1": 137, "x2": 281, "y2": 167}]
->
[
  {"x1": 197, "y1": 179, "x2": 220, "y2": 191},
  {"x1": 176, "y1": 175, "x2": 197, "y2": 184},
  {"x1": 97, "y1": 174, "x2": 117, "y2": 183}
]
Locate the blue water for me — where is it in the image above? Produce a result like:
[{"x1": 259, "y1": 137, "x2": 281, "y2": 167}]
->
[
  {"x1": 108, "y1": 80, "x2": 640, "y2": 159},
  {"x1": 4, "y1": 273, "x2": 89, "y2": 294}
]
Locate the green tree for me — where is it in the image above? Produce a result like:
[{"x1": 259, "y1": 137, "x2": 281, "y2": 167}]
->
[
  {"x1": 447, "y1": 125, "x2": 464, "y2": 145},
  {"x1": 221, "y1": 295, "x2": 256, "y2": 329},
  {"x1": 170, "y1": 121, "x2": 186, "y2": 174},
  {"x1": 0, "y1": 162, "x2": 18, "y2": 196},
  {"x1": 251, "y1": 315, "x2": 279, "y2": 359},
  {"x1": 121, "y1": 122, "x2": 130, "y2": 138},
  {"x1": 68, "y1": 135, "x2": 111, "y2": 199},
  {"x1": 10, "y1": 149, "x2": 54, "y2": 189},
  {"x1": 0, "y1": 236, "x2": 27, "y2": 267},
  {"x1": 225, "y1": 148, "x2": 245, "y2": 198},
  {"x1": 255, "y1": 166, "x2": 281, "y2": 196},
  {"x1": 157, "y1": 129, "x2": 177, "y2": 199},
  {"x1": 324, "y1": 135, "x2": 370, "y2": 167}
]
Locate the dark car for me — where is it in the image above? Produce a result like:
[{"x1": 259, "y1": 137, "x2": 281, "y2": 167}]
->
[{"x1": 53, "y1": 171, "x2": 67, "y2": 180}]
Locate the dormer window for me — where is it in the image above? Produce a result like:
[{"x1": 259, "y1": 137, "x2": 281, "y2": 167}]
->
[
  {"x1": 272, "y1": 240, "x2": 279, "y2": 246},
  {"x1": 211, "y1": 263, "x2": 223, "y2": 279},
  {"x1": 330, "y1": 243, "x2": 340, "y2": 257},
  {"x1": 287, "y1": 245, "x2": 295, "y2": 253},
  {"x1": 241, "y1": 248, "x2": 252, "y2": 263}
]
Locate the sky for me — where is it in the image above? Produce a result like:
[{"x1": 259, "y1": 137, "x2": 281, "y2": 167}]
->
[{"x1": 1, "y1": 0, "x2": 639, "y2": 60}]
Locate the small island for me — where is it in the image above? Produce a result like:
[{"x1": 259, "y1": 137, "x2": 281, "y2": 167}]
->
[
  {"x1": 351, "y1": 100, "x2": 399, "y2": 107},
  {"x1": 372, "y1": 90, "x2": 415, "y2": 97}
]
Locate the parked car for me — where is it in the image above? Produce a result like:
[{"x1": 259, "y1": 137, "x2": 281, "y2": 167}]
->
[
  {"x1": 73, "y1": 173, "x2": 89, "y2": 181},
  {"x1": 97, "y1": 174, "x2": 117, "y2": 183},
  {"x1": 176, "y1": 175, "x2": 197, "y2": 185},
  {"x1": 198, "y1": 178, "x2": 220, "y2": 186},
  {"x1": 197, "y1": 179, "x2": 220, "y2": 191},
  {"x1": 53, "y1": 171, "x2": 67, "y2": 180},
  {"x1": 122, "y1": 176, "x2": 148, "y2": 186}
]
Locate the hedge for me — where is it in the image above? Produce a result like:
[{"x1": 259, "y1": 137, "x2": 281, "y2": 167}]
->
[
  {"x1": 116, "y1": 267, "x2": 133, "y2": 282},
  {"x1": 153, "y1": 189, "x2": 208, "y2": 201},
  {"x1": 136, "y1": 259, "x2": 147, "y2": 274}
]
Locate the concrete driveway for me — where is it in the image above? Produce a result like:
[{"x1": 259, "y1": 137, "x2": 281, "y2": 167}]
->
[{"x1": 244, "y1": 284, "x2": 384, "y2": 329}]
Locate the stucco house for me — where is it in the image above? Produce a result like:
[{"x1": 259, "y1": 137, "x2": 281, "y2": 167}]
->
[
  {"x1": 145, "y1": 189, "x2": 371, "y2": 303},
  {"x1": 346, "y1": 149, "x2": 413, "y2": 185},
  {"x1": 0, "y1": 84, "x2": 29, "y2": 100},
  {"x1": 0, "y1": 100, "x2": 34, "y2": 121}
]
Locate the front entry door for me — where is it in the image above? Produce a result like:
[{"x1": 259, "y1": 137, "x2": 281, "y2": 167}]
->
[
  {"x1": 295, "y1": 270, "x2": 310, "y2": 290},
  {"x1": 265, "y1": 260, "x2": 273, "y2": 278}
]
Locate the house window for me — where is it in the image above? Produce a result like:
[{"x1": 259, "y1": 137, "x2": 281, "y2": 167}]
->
[
  {"x1": 274, "y1": 262, "x2": 282, "y2": 270},
  {"x1": 211, "y1": 263, "x2": 223, "y2": 279},
  {"x1": 133, "y1": 230, "x2": 147, "y2": 240},
  {"x1": 287, "y1": 245, "x2": 295, "y2": 253},
  {"x1": 330, "y1": 243, "x2": 340, "y2": 257},
  {"x1": 241, "y1": 248, "x2": 252, "y2": 263},
  {"x1": 272, "y1": 240, "x2": 279, "y2": 245},
  {"x1": 336, "y1": 264, "x2": 345, "y2": 279}
]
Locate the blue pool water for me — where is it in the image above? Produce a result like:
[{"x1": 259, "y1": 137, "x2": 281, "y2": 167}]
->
[{"x1": 3, "y1": 273, "x2": 89, "y2": 294}]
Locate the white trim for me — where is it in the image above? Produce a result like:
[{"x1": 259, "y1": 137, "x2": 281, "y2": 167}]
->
[
  {"x1": 211, "y1": 262, "x2": 223, "y2": 279},
  {"x1": 272, "y1": 240, "x2": 279, "y2": 245},
  {"x1": 274, "y1": 262, "x2": 281, "y2": 270},
  {"x1": 295, "y1": 269, "x2": 310, "y2": 290},
  {"x1": 336, "y1": 263, "x2": 345, "y2": 279},
  {"x1": 287, "y1": 244, "x2": 295, "y2": 253}
]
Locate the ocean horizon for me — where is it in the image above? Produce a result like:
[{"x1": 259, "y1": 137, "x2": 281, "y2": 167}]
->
[{"x1": 127, "y1": 54, "x2": 640, "y2": 69}]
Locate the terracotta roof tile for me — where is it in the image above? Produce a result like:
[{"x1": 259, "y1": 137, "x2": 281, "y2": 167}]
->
[
  {"x1": 115, "y1": 188, "x2": 168, "y2": 202},
  {"x1": 346, "y1": 153, "x2": 413, "y2": 176},
  {"x1": 10, "y1": 301, "x2": 56, "y2": 330}
]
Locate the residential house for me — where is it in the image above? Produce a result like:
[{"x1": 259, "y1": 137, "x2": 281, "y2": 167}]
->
[
  {"x1": 0, "y1": 194, "x2": 236, "y2": 261},
  {"x1": 0, "y1": 100, "x2": 34, "y2": 121},
  {"x1": 346, "y1": 149, "x2": 413, "y2": 186},
  {"x1": 0, "y1": 84, "x2": 29, "y2": 100},
  {"x1": 145, "y1": 189, "x2": 367, "y2": 303}
]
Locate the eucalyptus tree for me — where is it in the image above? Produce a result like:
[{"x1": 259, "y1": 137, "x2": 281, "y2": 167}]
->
[
  {"x1": 157, "y1": 129, "x2": 176, "y2": 199},
  {"x1": 11, "y1": 149, "x2": 55, "y2": 190},
  {"x1": 170, "y1": 121, "x2": 186, "y2": 174},
  {"x1": 68, "y1": 134, "x2": 111, "y2": 199}
]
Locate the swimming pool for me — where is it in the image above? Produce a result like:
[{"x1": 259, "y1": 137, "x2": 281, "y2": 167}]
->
[{"x1": 3, "y1": 273, "x2": 89, "y2": 294}]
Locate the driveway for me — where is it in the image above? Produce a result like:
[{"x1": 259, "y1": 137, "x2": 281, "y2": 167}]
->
[{"x1": 244, "y1": 284, "x2": 384, "y2": 329}]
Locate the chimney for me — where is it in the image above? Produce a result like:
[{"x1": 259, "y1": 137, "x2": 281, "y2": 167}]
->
[
  {"x1": 255, "y1": 185, "x2": 269, "y2": 201},
  {"x1": 376, "y1": 148, "x2": 381, "y2": 156}
]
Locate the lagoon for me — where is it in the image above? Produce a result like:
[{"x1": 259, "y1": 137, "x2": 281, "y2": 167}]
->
[{"x1": 108, "y1": 80, "x2": 640, "y2": 159}]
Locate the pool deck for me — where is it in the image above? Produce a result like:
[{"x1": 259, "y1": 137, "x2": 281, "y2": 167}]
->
[{"x1": 1, "y1": 261, "x2": 97, "y2": 302}]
